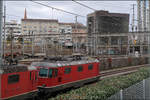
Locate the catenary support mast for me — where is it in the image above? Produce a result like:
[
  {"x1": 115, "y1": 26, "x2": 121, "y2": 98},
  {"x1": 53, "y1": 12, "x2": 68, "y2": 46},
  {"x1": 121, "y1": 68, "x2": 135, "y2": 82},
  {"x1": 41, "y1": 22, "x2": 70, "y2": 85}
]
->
[{"x1": 0, "y1": 0, "x2": 3, "y2": 66}]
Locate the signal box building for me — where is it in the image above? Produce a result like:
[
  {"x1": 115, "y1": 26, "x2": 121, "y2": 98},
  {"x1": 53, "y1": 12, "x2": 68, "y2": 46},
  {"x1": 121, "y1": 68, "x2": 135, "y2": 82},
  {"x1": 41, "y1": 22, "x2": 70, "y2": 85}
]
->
[{"x1": 87, "y1": 10, "x2": 129, "y2": 34}]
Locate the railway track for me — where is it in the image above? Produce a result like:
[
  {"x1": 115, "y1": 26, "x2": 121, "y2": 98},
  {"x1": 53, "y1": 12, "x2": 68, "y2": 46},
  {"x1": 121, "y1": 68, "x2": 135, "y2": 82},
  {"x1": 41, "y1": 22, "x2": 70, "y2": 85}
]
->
[{"x1": 100, "y1": 64, "x2": 150, "y2": 79}]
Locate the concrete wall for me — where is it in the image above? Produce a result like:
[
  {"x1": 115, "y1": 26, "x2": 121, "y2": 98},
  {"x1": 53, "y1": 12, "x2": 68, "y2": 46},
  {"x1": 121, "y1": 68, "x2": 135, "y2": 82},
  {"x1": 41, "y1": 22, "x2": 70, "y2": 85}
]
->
[{"x1": 99, "y1": 56, "x2": 149, "y2": 70}]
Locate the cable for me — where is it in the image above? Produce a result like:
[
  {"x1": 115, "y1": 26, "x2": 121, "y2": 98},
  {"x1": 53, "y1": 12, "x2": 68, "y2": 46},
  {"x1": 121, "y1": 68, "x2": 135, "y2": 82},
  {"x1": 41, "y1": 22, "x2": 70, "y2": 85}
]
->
[
  {"x1": 72, "y1": 0, "x2": 96, "y2": 11},
  {"x1": 31, "y1": 0, "x2": 85, "y2": 18},
  {"x1": 6, "y1": 14, "x2": 22, "y2": 18}
]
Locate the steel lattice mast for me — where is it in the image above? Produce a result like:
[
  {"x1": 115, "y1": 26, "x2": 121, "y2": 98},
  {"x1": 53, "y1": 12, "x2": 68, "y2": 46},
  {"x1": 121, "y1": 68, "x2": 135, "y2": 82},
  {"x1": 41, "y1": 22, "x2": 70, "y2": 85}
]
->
[
  {"x1": 0, "y1": 0, "x2": 3, "y2": 66},
  {"x1": 143, "y1": 0, "x2": 146, "y2": 31},
  {"x1": 137, "y1": 0, "x2": 142, "y2": 32}
]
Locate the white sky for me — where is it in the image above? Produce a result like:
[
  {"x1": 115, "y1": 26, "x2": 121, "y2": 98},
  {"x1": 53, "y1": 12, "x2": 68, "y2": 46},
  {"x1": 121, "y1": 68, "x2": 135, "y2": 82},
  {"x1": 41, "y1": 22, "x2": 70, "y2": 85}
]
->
[{"x1": 5, "y1": 1, "x2": 137, "y2": 28}]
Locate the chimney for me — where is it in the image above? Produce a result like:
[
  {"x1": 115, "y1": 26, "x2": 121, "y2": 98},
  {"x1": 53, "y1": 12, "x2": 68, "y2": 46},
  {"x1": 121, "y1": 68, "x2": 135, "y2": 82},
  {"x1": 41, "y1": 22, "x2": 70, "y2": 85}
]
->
[{"x1": 24, "y1": 8, "x2": 27, "y2": 19}]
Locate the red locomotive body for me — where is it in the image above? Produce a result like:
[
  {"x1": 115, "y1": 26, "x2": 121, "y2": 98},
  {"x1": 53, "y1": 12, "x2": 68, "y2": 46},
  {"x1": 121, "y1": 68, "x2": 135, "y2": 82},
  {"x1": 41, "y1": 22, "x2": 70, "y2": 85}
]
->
[
  {"x1": 0, "y1": 65, "x2": 38, "y2": 100},
  {"x1": 32, "y1": 58, "x2": 100, "y2": 96}
]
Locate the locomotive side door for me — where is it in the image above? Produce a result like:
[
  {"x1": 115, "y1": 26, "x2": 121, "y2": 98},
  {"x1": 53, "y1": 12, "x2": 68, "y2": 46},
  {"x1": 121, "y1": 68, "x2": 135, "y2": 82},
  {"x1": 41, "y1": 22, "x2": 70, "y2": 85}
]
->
[
  {"x1": 29, "y1": 71, "x2": 37, "y2": 90},
  {"x1": 48, "y1": 68, "x2": 59, "y2": 86}
]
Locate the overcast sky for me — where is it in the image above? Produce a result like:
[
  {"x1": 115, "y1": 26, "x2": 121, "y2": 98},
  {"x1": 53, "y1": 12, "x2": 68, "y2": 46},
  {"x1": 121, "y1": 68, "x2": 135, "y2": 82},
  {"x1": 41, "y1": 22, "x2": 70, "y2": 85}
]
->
[{"x1": 5, "y1": 1, "x2": 137, "y2": 27}]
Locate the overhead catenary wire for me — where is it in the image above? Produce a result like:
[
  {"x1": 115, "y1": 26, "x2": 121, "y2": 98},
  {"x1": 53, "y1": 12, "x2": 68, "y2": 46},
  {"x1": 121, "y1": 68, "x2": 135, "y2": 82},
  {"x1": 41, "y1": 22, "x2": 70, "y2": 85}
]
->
[
  {"x1": 72, "y1": 0, "x2": 96, "y2": 11},
  {"x1": 31, "y1": 1, "x2": 85, "y2": 18}
]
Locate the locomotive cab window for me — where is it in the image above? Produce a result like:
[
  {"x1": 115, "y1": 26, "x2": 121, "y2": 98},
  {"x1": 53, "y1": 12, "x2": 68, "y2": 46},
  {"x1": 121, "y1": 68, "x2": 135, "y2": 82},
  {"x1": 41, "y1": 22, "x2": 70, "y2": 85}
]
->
[
  {"x1": 39, "y1": 68, "x2": 48, "y2": 77},
  {"x1": 77, "y1": 65, "x2": 83, "y2": 72},
  {"x1": 8, "y1": 74, "x2": 19, "y2": 84},
  {"x1": 88, "y1": 64, "x2": 93, "y2": 70}
]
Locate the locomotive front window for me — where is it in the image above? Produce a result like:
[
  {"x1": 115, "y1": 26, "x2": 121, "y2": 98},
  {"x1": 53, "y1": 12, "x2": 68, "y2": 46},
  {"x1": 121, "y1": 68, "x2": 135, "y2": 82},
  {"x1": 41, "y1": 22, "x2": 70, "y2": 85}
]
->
[{"x1": 39, "y1": 68, "x2": 48, "y2": 77}]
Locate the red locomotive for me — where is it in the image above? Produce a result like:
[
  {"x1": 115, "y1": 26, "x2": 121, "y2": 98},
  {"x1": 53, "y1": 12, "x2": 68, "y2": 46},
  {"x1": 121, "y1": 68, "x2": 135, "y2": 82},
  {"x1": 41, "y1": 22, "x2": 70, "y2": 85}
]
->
[
  {"x1": 0, "y1": 64, "x2": 38, "y2": 100},
  {"x1": 31, "y1": 57, "x2": 100, "y2": 98},
  {"x1": 0, "y1": 56, "x2": 100, "y2": 100}
]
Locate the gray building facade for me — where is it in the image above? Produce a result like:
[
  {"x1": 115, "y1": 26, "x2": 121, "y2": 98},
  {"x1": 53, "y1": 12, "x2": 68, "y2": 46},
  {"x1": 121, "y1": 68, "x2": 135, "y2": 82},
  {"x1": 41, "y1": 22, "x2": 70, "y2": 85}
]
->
[{"x1": 87, "y1": 10, "x2": 129, "y2": 34}]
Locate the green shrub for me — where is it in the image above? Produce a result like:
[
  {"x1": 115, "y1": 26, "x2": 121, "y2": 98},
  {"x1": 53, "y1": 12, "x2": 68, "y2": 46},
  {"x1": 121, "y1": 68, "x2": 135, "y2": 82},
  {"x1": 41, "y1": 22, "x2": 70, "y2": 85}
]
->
[{"x1": 49, "y1": 67, "x2": 150, "y2": 100}]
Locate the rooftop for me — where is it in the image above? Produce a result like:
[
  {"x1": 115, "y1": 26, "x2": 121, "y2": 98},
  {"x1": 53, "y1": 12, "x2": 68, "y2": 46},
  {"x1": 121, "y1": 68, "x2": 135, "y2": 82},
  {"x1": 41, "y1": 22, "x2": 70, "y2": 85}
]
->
[
  {"x1": 21, "y1": 18, "x2": 58, "y2": 22},
  {"x1": 30, "y1": 56, "x2": 99, "y2": 68},
  {"x1": 88, "y1": 10, "x2": 129, "y2": 17}
]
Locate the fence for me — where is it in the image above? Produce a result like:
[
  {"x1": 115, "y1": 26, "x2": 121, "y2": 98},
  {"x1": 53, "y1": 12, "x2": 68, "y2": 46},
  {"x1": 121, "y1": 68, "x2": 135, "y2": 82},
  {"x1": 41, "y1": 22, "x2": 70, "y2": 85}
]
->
[{"x1": 108, "y1": 78, "x2": 150, "y2": 100}]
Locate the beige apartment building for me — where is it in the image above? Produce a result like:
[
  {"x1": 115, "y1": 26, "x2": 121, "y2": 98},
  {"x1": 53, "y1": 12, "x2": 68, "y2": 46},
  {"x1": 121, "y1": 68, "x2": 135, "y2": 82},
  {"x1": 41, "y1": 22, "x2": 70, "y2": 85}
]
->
[
  {"x1": 58, "y1": 22, "x2": 87, "y2": 46},
  {"x1": 21, "y1": 19, "x2": 59, "y2": 35},
  {"x1": 21, "y1": 19, "x2": 59, "y2": 43}
]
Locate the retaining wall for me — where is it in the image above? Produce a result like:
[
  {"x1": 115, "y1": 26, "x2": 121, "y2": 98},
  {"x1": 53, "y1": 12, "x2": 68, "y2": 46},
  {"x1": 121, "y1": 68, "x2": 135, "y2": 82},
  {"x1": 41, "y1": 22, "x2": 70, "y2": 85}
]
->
[{"x1": 100, "y1": 56, "x2": 149, "y2": 71}]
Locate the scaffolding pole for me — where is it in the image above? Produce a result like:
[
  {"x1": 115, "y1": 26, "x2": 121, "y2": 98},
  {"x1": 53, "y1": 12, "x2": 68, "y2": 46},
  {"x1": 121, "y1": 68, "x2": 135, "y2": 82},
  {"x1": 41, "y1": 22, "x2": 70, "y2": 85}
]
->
[
  {"x1": 3, "y1": 5, "x2": 5, "y2": 64},
  {"x1": 149, "y1": 0, "x2": 150, "y2": 32},
  {"x1": 75, "y1": 16, "x2": 78, "y2": 53},
  {"x1": 137, "y1": 0, "x2": 142, "y2": 31},
  {"x1": 143, "y1": 0, "x2": 147, "y2": 31},
  {"x1": 0, "y1": 0, "x2": 3, "y2": 66},
  {"x1": 132, "y1": 4, "x2": 136, "y2": 32}
]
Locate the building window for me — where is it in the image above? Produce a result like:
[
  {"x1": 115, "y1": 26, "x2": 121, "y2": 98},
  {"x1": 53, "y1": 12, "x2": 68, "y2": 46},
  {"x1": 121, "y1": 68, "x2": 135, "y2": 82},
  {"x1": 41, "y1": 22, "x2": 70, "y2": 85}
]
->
[
  {"x1": 8, "y1": 74, "x2": 20, "y2": 84},
  {"x1": 64, "y1": 68, "x2": 71, "y2": 74},
  {"x1": 88, "y1": 64, "x2": 93, "y2": 70},
  {"x1": 77, "y1": 66, "x2": 83, "y2": 72}
]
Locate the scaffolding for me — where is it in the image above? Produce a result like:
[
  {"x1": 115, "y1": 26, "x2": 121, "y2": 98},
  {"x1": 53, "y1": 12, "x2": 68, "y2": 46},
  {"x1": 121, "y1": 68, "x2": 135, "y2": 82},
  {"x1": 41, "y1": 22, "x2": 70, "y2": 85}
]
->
[{"x1": 87, "y1": 32, "x2": 150, "y2": 57}]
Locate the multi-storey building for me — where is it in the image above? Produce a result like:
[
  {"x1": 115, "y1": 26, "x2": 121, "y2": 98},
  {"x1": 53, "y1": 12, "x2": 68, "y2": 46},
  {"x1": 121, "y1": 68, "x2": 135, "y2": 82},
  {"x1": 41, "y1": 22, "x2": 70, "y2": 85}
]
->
[
  {"x1": 70, "y1": 23, "x2": 87, "y2": 45},
  {"x1": 87, "y1": 10, "x2": 129, "y2": 34},
  {"x1": 21, "y1": 19, "x2": 59, "y2": 35},
  {"x1": 21, "y1": 8, "x2": 87, "y2": 48},
  {"x1": 4, "y1": 20, "x2": 21, "y2": 40},
  {"x1": 87, "y1": 10, "x2": 129, "y2": 55},
  {"x1": 21, "y1": 19, "x2": 59, "y2": 43},
  {"x1": 59, "y1": 23, "x2": 72, "y2": 46}
]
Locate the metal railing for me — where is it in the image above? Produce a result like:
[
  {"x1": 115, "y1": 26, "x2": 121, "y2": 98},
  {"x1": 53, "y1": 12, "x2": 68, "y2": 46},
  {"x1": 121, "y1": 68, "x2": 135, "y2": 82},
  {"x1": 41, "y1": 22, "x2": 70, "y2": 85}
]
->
[{"x1": 108, "y1": 78, "x2": 150, "y2": 100}]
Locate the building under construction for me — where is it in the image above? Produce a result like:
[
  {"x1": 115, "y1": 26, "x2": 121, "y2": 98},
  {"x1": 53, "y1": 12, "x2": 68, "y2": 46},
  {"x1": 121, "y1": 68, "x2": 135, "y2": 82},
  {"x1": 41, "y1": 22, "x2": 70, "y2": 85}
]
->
[{"x1": 87, "y1": 10, "x2": 129, "y2": 34}]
